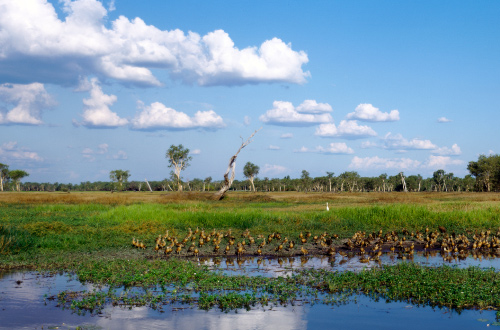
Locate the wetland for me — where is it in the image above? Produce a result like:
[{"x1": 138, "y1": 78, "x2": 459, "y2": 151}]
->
[{"x1": 1, "y1": 191, "x2": 500, "y2": 329}]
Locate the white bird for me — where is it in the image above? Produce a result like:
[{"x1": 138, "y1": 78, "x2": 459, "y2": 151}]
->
[{"x1": 326, "y1": 202, "x2": 329, "y2": 211}]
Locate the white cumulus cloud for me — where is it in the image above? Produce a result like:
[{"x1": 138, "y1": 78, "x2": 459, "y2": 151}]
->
[
  {"x1": 349, "y1": 155, "x2": 464, "y2": 171},
  {"x1": 0, "y1": 0, "x2": 309, "y2": 87},
  {"x1": 294, "y1": 143, "x2": 353, "y2": 154},
  {"x1": 349, "y1": 156, "x2": 422, "y2": 170},
  {"x1": 280, "y1": 133, "x2": 293, "y2": 139},
  {"x1": 0, "y1": 83, "x2": 55, "y2": 125},
  {"x1": 76, "y1": 78, "x2": 128, "y2": 128},
  {"x1": 260, "y1": 100, "x2": 332, "y2": 126},
  {"x1": 315, "y1": 120, "x2": 377, "y2": 139},
  {"x1": 425, "y1": 155, "x2": 463, "y2": 169},
  {"x1": 131, "y1": 102, "x2": 225, "y2": 130},
  {"x1": 431, "y1": 144, "x2": 462, "y2": 156},
  {"x1": 268, "y1": 145, "x2": 280, "y2": 150},
  {"x1": 295, "y1": 100, "x2": 333, "y2": 114},
  {"x1": 260, "y1": 164, "x2": 288, "y2": 176},
  {"x1": 382, "y1": 133, "x2": 436, "y2": 151},
  {"x1": 346, "y1": 103, "x2": 399, "y2": 122},
  {"x1": 437, "y1": 117, "x2": 452, "y2": 123},
  {"x1": 316, "y1": 142, "x2": 354, "y2": 154},
  {"x1": 0, "y1": 141, "x2": 43, "y2": 162}
]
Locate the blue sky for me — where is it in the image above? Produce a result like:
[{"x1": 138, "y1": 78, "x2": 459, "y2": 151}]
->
[{"x1": 0, "y1": 0, "x2": 498, "y2": 183}]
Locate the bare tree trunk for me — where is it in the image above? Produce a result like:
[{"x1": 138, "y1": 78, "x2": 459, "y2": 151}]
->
[
  {"x1": 145, "y1": 179, "x2": 153, "y2": 192},
  {"x1": 213, "y1": 129, "x2": 261, "y2": 200},
  {"x1": 400, "y1": 172, "x2": 407, "y2": 192}
]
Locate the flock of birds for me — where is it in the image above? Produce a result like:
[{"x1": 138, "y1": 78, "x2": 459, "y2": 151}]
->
[{"x1": 131, "y1": 226, "x2": 500, "y2": 261}]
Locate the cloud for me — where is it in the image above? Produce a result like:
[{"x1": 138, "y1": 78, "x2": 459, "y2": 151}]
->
[
  {"x1": 260, "y1": 101, "x2": 332, "y2": 126},
  {"x1": 425, "y1": 155, "x2": 463, "y2": 168},
  {"x1": 191, "y1": 149, "x2": 201, "y2": 155},
  {"x1": 349, "y1": 155, "x2": 464, "y2": 171},
  {"x1": 431, "y1": 143, "x2": 462, "y2": 156},
  {"x1": 243, "y1": 116, "x2": 251, "y2": 126},
  {"x1": 280, "y1": 133, "x2": 293, "y2": 139},
  {"x1": 316, "y1": 142, "x2": 354, "y2": 154},
  {"x1": 76, "y1": 78, "x2": 128, "y2": 128},
  {"x1": 260, "y1": 164, "x2": 288, "y2": 176},
  {"x1": 382, "y1": 133, "x2": 436, "y2": 151},
  {"x1": 0, "y1": 0, "x2": 309, "y2": 87},
  {"x1": 346, "y1": 103, "x2": 399, "y2": 122},
  {"x1": 110, "y1": 150, "x2": 127, "y2": 160},
  {"x1": 315, "y1": 120, "x2": 377, "y2": 139},
  {"x1": 0, "y1": 83, "x2": 55, "y2": 125},
  {"x1": 295, "y1": 100, "x2": 333, "y2": 114},
  {"x1": 360, "y1": 141, "x2": 378, "y2": 148},
  {"x1": 349, "y1": 156, "x2": 421, "y2": 170},
  {"x1": 81, "y1": 143, "x2": 115, "y2": 161},
  {"x1": 0, "y1": 141, "x2": 43, "y2": 163},
  {"x1": 268, "y1": 145, "x2": 280, "y2": 150},
  {"x1": 131, "y1": 101, "x2": 225, "y2": 130},
  {"x1": 437, "y1": 117, "x2": 452, "y2": 123},
  {"x1": 295, "y1": 146, "x2": 310, "y2": 153},
  {"x1": 295, "y1": 143, "x2": 354, "y2": 154}
]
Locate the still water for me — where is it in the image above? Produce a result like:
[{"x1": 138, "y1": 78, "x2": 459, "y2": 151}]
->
[{"x1": 1, "y1": 252, "x2": 499, "y2": 329}]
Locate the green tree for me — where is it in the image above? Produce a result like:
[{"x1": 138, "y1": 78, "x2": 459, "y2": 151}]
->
[
  {"x1": 204, "y1": 176, "x2": 212, "y2": 191},
  {"x1": 9, "y1": 169, "x2": 29, "y2": 192},
  {"x1": 109, "y1": 169, "x2": 130, "y2": 191},
  {"x1": 301, "y1": 170, "x2": 311, "y2": 192},
  {"x1": 0, "y1": 163, "x2": 9, "y2": 192},
  {"x1": 243, "y1": 162, "x2": 259, "y2": 191},
  {"x1": 433, "y1": 169, "x2": 446, "y2": 192},
  {"x1": 468, "y1": 154, "x2": 500, "y2": 192},
  {"x1": 166, "y1": 144, "x2": 192, "y2": 192}
]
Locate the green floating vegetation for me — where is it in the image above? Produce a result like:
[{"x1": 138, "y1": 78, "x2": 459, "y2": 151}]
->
[{"x1": 52, "y1": 259, "x2": 500, "y2": 314}]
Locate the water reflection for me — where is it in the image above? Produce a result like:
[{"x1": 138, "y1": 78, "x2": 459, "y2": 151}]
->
[
  {"x1": 197, "y1": 250, "x2": 500, "y2": 277},
  {"x1": 0, "y1": 271, "x2": 497, "y2": 330},
  {"x1": 2, "y1": 251, "x2": 500, "y2": 329}
]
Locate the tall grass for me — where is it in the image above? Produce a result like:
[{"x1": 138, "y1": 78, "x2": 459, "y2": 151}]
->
[{"x1": 0, "y1": 192, "x2": 499, "y2": 262}]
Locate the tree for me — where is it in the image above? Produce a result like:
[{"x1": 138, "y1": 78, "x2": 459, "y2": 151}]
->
[
  {"x1": 203, "y1": 177, "x2": 212, "y2": 191},
  {"x1": 0, "y1": 163, "x2": 9, "y2": 192},
  {"x1": 468, "y1": 154, "x2": 500, "y2": 192},
  {"x1": 433, "y1": 169, "x2": 446, "y2": 192},
  {"x1": 214, "y1": 129, "x2": 260, "y2": 200},
  {"x1": 339, "y1": 171, "x2": 360, "y2": 192},
  {"x1": 9, "y1": 170, "x2": 29, "y2": 192},
  {"x1": 109, "y1": 169, "x2": 130, "y2": 191},
  {"x1": 243, "y1": 162, "x2": 259, "y2": 192},
  {"x1": 326, "y1": 171, "x2": 335, "y2": 192},
  {"x1": 301, "y1": 170, "x2": 311, "y2": 192},
  {"x1": 166, "y1": 144, "x2": 192, "y2": 192}
]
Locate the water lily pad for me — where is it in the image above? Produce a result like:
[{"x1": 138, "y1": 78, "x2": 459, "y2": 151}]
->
[{"x1": 477, "y1": 318, "x2": 489, "y2": 322}]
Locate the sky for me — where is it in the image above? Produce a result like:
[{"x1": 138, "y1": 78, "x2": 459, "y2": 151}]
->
[{"x1": 0, "y1": 0, "x2": 499, "y2": 184}]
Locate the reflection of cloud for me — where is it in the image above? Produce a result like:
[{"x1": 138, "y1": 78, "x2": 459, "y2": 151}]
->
[{"x1": 96, "y1": 303, "x2": 307, "y2": 330}]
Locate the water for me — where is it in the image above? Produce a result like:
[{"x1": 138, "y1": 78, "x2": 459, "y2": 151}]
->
[
  {"x1": 199, "y1": 250, "x2": 500, "y2": 277},
  {"x1": 1, "y1": 252, "x2": 499, "y2": 329}
]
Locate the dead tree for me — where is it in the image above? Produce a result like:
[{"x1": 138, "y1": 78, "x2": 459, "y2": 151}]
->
[
  {"x1": 213, "y1": 129, "x2": 261, "y2": 200},
  {"x1": 399, "y1": 172, "x2": 408, "y2": 192}
]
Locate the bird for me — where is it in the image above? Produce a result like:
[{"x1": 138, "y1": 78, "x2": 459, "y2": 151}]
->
[{"x1": 326, "y1": 202, "x2": 329, "y2": 211}]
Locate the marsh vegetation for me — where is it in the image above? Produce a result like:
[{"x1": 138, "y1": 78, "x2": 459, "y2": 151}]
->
[{"x1": 1, "y1": 191, "x2": 500, "y2": 323}]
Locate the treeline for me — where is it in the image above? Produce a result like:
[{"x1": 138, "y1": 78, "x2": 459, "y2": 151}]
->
[{"x1": 2, "y1": 154, "x2": 500, "y2": 193}]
